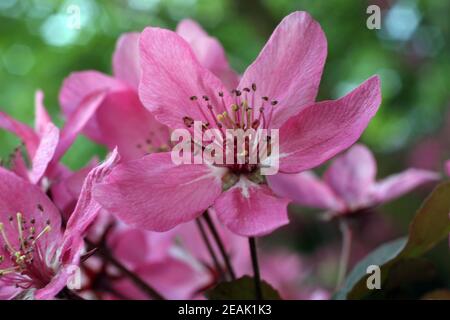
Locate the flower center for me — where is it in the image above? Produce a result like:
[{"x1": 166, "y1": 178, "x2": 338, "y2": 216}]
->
[
  {"x1": 183, "y1": 83, "x2": 278, "y2": 176},
  {"x1": 0, "y1": 208, "x2": 54, "y2": 289}
]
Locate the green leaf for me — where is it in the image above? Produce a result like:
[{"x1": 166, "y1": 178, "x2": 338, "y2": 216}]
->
[
  {"x1": 422, "y1": 289, "x2": 450, "y2": 300},
  {"x1": 335, "y1": 182, "x2": 450, "y2": 300},
  {"x1": 207, "y1": 276, "x2": 282, "y2": 300},
  {"x1": 333, "y1": 237, "x2": 406, "y2": 300}
]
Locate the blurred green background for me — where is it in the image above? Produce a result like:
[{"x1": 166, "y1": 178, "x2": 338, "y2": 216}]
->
[{"x1": 0, "y1": 0, "x2": 449, "y2": 294}]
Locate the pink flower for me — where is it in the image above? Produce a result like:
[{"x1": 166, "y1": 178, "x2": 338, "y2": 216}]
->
[
  {"x1": 59, "y1": 19, "x2": 237, "y2": 161},
  {"x1": 445, "y1": 160, "x2": 450, "y2": 176},
  {"x1": 268, "y1": 144, "x2": 440, "y2": 216},
  {"x1": 104, "y1": 224, "x2": 209, "y2": 300},
  {"x1": 0, "y1": 90, "x2": 105, "y2": 184},
  {"x1": 0, "y1": 151, "x2": 119, "y2": 299},
  {"x1": 95, "y1": 12, "x2": 382, "y2": 236}
]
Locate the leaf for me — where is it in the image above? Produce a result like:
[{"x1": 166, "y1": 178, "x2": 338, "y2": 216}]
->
[
  {"x1": 422, "y1": 289, "x2": 450, "y2": 300},
  {"x1": 335, "y1": 182, "x2": 450, "y2": 300},
  {"x1": 207, "y1": 276, "x2": 282, "y2": 300},
  {"x1": 333, "y1": 238, "x2": 406, "y2": 300}
]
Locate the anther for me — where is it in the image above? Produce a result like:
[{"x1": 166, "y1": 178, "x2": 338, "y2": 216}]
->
[
  {"x1": 202, "y1": 95, "x2": 209, "y2": 101},
  {"x1": 218, "y1": 92, "x2": 224, "y2": 97},
  {"x1": 271, "y1": 100, "x2": 278, "y2": 106},
  {"x1": 190, "y1": 96, "x2": 198, "y2": 101},
  {"x1": 251, "y1": 83, "x2": 257, "y2": 91},
  {"x1": 235, "y1": 90, "x2": 241, "y2": 97},
  {"x1": 37, "y1": 204, "x2": 44, "y2": 212},
  {"x1": 262, "y1": 96, "x2": 269, "y2": 101},
  {"x1": 243, "y1": 87, "x2": 250, "y2": 92},
  {"x1": 183, "y1": 116, "x2": 194, "y2": 128}
]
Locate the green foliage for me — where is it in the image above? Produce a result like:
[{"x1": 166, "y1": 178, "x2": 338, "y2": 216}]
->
[
  {"x1": 335, "y1": 182, "x2": 450, "y2": 299},
  {"x1": 207, "y1": 276, "x2": 281, "y2": 300}
]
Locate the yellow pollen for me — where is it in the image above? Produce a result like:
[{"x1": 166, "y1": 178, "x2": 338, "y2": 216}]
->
[{"x1": 216, "y1": 114, "x2": 225, "y2": 122}]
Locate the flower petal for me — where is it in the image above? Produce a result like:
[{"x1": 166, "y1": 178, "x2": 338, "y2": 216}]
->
[
  {"x1": 370, "y1": 169, "x2": 440, "y2": 205},
  {"x1": 34, "y1": 90, "x2": 52, "y2": 137},
  {"x1": 323, "y1": 144, "x2": 377, "y2": 210},
  {"x1": 54, "y1": 90, "x2": 107, "y2": 163},
  {"x1": 59, "y1": 70, "x2": 127, "y2": 143},
  {"x1": 139, "y1": 27, "x2": 233, "y2": 129},
  {"x1": 214, "y1": 178, "x2": 290, "y2": 236},
  {"x1": 112, "y1": 32, "x2": 141, "y2": 90},
  {"x1": 278, "y1": 76, "x2": 381, "y2": 173},
  {"x1": 176, "y1": 19, "x2": 239, "y2": 90},
  {"x1": 95, "y1": 90, "x2": 170, "y2": 161},
  {"x1": 64, "y1": 149, "x2": 120, "y2": 238},
  {"x1": 0, "y1": 110, "x2": 39, "y2": 157},
  {"x1": 29, "y1": 123, "x2": 60, "y2": 184},
  {"x1": 94, "y1": 152, "x2": 224, "y2": 232},
  {"x1": 112, "y1": 257, "x2": 207, "y2": 300},
  {"x1": 267, "y1": 171, "x2": 343, "y2": 211},
  {"x1": 239, "y1": 11, "x2": 327, "y2": 128},
  {"x1": 445, "y1": 160, "x2": 450, "y2": 177}
]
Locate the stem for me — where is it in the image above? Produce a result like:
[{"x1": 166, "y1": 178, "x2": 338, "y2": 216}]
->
[
  {"x1": 336, "y1": 218, "x2": 353, "y2": 289},
  {"x1": 85, "y1": 239, "x2": 165, "y2": 300},
  {"x1": 195, "y1": 218, "x2": 225, "y2": 280},
  {"x1": 202, "y1": 211, "x2": 236, "y2": 280},
  {"x1": 248, "y1": 237, "x2": 262, "y2": 300}
]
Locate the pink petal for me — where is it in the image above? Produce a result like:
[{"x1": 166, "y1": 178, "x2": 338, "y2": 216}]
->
[
  {"x1": 0, "y1": 110, "x2": 39, "y2": 157},
  {"x1": 278, "y1": 76, "x2": 381, "y2": 173},
  {"x1": 50, "y1": 159, "x2": 98, "y2": 218},
  {"x1": 59, "y1": 71, "x2": 127, "y2": 143},
  {"x1": 29, "y1": 123, "x2": 60, "y2": 184},
  {"x1": 176, "y1": 19, "x2": 239, "y2": 90},
  {"x1": 108, "y1": 226, "x2": 174, "y2": 269},
  {"x1": 239, "y1": 11, "x2": 327, "y2": 128},
  {"x1": 64, "y1": 149, "x2": 120, "y2": 239},
  {"x1": 267, "y1": 171, "x2": 343, "y2": 211},
  {"x1": 10, "y1": 148, "x2": 29, "y2": 180},
  {"x1": 112, "y1": 257, "x2": 208, "y2": 300},
  {"x1": 95, "y1": 89, "x2": 170, "y2": 161},
  {"x1": 94, "y1": 152, "x2": 224, "y2": 232},
  {"x1": 54, "y1": 90, "x2": 107, "y2": 163},
  {"x1": 370, "y1": 169, "x2": 440, "y2": 205},
  {"x1": 139, "y1": 27, "x2": 234, "y2": 129},
  {"x1": 214, "y1": 178, "x2": 290, "y2": 236},
  {"x1": 445, "y1": 160, "x2": 450, "y2": 177},
  {"x1": 34, "y1": 90, "x2": 52, "y2": 137},
  {"x1": 112, "y1": 32, "x2": 141, "y2": 90},
  {"x1": 323, "y1": 144, "x2": 377, "y2": 210},
  {"x1": 176, "y1": 213, "x2": 249, "y2": 269}
]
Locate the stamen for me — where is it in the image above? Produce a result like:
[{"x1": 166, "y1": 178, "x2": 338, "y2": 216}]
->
[
  {"x1": 183, "y1": 116, "x2": 194, "y2": 128},
  {"x1": 246, "y1": 108, "x2": 253, "y2": 129},
  {"x1": 0, "y1": 223, "x2": 15, "y2": 254},
  {"x1": 32, "y1": 225, "x2": 51, "y2": 245},
  {"x1": 16, "y1": 213, "x2": 25, "y2": 251},
  {"x1": 0, "y1": 266, "x2": 20, "y2": 276}
]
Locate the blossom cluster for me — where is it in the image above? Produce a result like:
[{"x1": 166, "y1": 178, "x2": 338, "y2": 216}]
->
[{"x1": 0, "y1": 12, "x2": 446, "y2": 300}]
